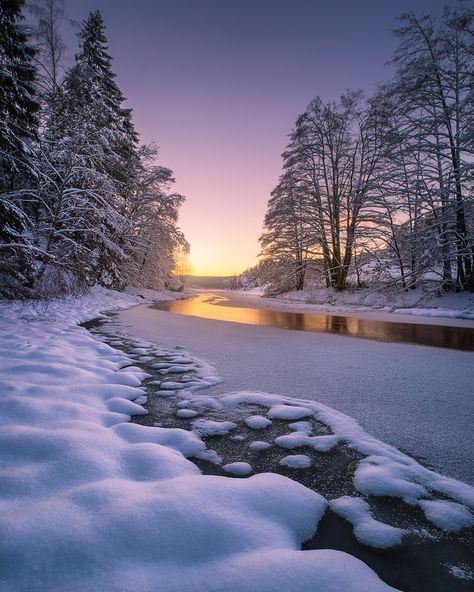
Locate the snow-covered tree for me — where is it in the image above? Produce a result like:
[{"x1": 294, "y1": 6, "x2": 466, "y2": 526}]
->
[
  {"x1": 33, "y1": 10, "x2": 140, "y2": 289},
  {"x1": 124, "y1": 144, "x2": 187, "y2": 289},
  {"x1": 260, "y1": 170, "x2": 315, "y2": 291},
  {"x1": 275, "y1": 91, "x2": 385, "y2": 291},
  {"x1": 388, "y1": 7, "x2": 474, "y2": 291},
  {"x1": 0, "y1": 0, "x2": 40, "y2": 295}
]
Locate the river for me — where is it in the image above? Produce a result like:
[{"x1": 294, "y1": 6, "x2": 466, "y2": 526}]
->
[{"x1": 114, "y1": 291, "x2": 474, "y2": 483}]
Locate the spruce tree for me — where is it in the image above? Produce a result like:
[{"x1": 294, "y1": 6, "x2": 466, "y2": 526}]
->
[
  {"x1": 0, "y1": 0, "x2": 39, "y2": 295},
  {"x1": 41, "y1": 10, "x2": 139, "y2": 288},
  {"x1": 0, "y1": 0, "x2": 39, "y2": 173}
]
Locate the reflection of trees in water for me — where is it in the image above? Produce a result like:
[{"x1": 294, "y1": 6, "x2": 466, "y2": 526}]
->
[{"x1": 151, "y1": 299, "x2": 474, "y2": 351}]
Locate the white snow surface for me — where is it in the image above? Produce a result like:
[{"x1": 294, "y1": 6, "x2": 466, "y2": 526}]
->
[
  {"x1": 0, "y1": 288, "x2": 402, "y2": 592},
  {"x1": 268, "y1": 404, "x2": 314, "y2": 420},
  {"x1": 330, "y1": 496, "x2": 405, "y2": 549},
  {"x1": 275, "y1": 432, "x2": 339, "y2": 453},
  {"x1": 223, "y1": 462, "x2": 253, "y2": 476},
  {"x1": 245, "y1": 414, "x2": 272, "y2": 429},
  {"x1": 249, "y1": 441, "x2": 272, "y2": 450},
  {"x1": 417, "y1": 499, "x2": 474, "y2": 532},
  {"x1": 176, "y1": 408, "x2": 199, "y2": 418},
  {"x1": 192, "y1": 418, "x2": 237, "y2": 437},
  {"x1": 280, "y1": 455, "x2": 312, "y2": 469}
]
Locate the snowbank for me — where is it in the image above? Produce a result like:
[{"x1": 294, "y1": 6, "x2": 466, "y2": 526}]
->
[
  {"x1": 0, "y1": 288, "x2": 398, "y2": 592},
  {"x1": 262, "y1": 287, "x2": 474, "y2": 321},
  {"x1": 229, "y1": 286, "x2": 474, "y2": 321}
]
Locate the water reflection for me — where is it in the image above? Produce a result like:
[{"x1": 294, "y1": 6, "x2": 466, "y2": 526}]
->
[{"x1": 150, "y1": 294, "x2": 474, "y2": 351}]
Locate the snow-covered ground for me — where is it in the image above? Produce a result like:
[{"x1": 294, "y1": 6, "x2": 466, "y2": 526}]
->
[
  {"x1": 225, "y1": 287, "x2": 474, "y2": 323},
  {"x1": 0, "y1": 287, "x2": 406, "y2": 592}
]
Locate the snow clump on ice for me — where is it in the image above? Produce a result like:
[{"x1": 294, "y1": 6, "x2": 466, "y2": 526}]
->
[
  {"x1": 417, "y1": 499, "x2": 474, "y2": 532},
  {"x1": 280, "y1": 455, "x2": 312, "y2": 469},
  {"x1": 268, "y1": 404, "x2": 314, "y2": 420},
  {"x1": 223, "y1": 462, "x2": 253, "y2": 476},
  {"x1": 331, "y1": 496, "x2": 405, "y2": 548},
  {"x1": 192, "y1": 418, "x2": 237, "y2": 437},
  {"x1": 245, "y1": 415, "x2": 272, "y2": 429}
]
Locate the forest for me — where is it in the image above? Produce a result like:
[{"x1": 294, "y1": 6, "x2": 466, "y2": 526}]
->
[
  {"x1": 0, "y1": 0, "x2": 187, "y2": 298},
  {"x1": 238, "y1": 5, "x2": 474, "y2": 295}
]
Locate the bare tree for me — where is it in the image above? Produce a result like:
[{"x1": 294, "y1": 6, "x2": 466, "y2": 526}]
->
[
  {"x1": 281, "y1": 91, "x2": 385, "y2": 290},
  {"x1": 27, "y1": 0, "x2": 73, "y2": 101}
]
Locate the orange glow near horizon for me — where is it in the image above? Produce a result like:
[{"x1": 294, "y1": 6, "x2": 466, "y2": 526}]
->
[{"x1": 187, "y1": 242, "x2": 259, "y2": 277}]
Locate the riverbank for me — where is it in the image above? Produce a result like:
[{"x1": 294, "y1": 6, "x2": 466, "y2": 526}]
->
[{"x1": 221, "y1": 287, "x2": 474, "y2": 324}]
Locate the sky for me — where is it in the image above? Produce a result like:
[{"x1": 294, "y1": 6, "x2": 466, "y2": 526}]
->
[{"x1": 63, "y1": 0, "x2": 457, "y2": 276}]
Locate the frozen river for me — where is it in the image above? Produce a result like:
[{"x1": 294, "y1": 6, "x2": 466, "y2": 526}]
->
[{"x1": 115, "y1": 291, "x2": 474, "y2": 484}]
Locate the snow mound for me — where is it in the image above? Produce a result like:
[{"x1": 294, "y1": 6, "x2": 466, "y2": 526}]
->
[
  {"x1": 249, "y1": 441, "x2": 272, "y2": 450},
  {"x1": 418, "y1": 499, "x2": 474, "y2": 532},
  {"x1": 331, "y1": 496, "x2": 405, "y2": 548},
  {"x1": 245, "y1": 415, "x2": 272, "y2": 429},
  {"x1": 192, "y1": 419, "x2": 237, "y2": 437},
  {"x1": 354, "y1": 456, "x2": 428, "y2": 504},
  {"x1": 275, "y1": 432, "x2": 339, "y2": 453},
  {"x1": 280, "y1": 455, "x2": 312, "y2": 469},
  {"x1": 223, "y1": 462, "x2": 253, "y2": 476},
  {"x1": 288, "y1": 420, "x2": 313, "y2": 433},
  {"x1": 176, "y1": 409, "x2": 199, "y2": 418},
  {"x1": 268, "y1": 404, "x2": 314, "y2": 420}
]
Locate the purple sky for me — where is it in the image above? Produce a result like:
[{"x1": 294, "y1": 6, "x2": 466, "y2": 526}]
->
[{"x1": 65, "y1": 0, "x2": 456, "y2": 275}]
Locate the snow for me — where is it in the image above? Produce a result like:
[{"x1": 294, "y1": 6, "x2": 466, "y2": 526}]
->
[
  {"x1": 330, "y1": 496, "x2": 405, "y2": 548},
  {"x1": 446, "y1": 563, "x2": 474, "y2": 581},
  {"x1": 280, "y1": 455, "x2": 312, "y2": 469},
  {"x1": 268, "y1": 404, "x2": 314, "y2": 420},
  {"x1": 192, "y1": 418, "x2": 237, "y2": 437},
  {"x1": 417, "y1": 499, "x2": 474, "y2": 532},
  {"x1": 353, "y1": 457, "x2": 429, "y2": 504},
  {"x1": 3, "y1": 285, "x2": 474, "y2": 591},
  {"x1": 245, "y1": 415, "x2": 272, "y2": 429},
  {"x1": 0, "y1": 287, "x2": 401, "y2": 592},
  {"x1": 249, "y1": 441, "x2": 272, "y2": 450},
  {"x1": 176, "y1": 408, "x2": 199, "y2": 418},
  {"x1": 202, "y1": 392, "x2": 474, "y2": 511},
  {"x1": 223, "y1": 462, "x2": 253, "y2": 476},
  {"x1": 275, "y1": 432, "x2": 339, "y2": 452},
  {"x1": 288, "y1": 420, "x2": 313, "y2": 433}
]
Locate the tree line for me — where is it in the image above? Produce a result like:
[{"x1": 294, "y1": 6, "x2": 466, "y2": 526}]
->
[
  {"x1": 0, "y1": 0, "x2": 187, "y2": 298},
  {"x1": 256, "y1": 5, "x2": 473, "y2": 294}
]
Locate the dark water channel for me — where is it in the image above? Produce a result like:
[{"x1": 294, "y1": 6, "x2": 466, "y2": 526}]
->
[{"x1": 151, "y1": 295, "x2": 474, "y2": 351}]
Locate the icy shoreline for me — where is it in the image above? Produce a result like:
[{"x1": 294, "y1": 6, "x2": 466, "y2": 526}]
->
[{"x1": 0, "y1": 287, "x2": 403, "y2": 592}]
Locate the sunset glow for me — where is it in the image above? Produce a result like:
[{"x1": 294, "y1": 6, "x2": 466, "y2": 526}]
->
[{"x1": 62, "y1": 0, "x2": 453, "y2": 276}]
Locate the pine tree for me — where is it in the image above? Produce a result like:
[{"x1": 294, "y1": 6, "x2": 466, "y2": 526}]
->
[
  {"x1": 0, "y1": 0, "x2": 40, "y2": 295},
  {"x1": 74, "y1": 10, "x2": 138, "y2": 186},
  {"x1": 39, "y1": 10, "x2": 140, "y2": 288},
  {"x1": 0, "y1": 0, "x2": 39, "y2": 174}
]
